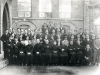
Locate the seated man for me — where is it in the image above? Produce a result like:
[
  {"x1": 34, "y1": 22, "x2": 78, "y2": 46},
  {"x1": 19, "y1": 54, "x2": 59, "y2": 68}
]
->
[
  {"x1": 41, "y1": 40, "x2": 52, "y2": 65},
  {"x1": 18, "y1": 40, "x2": 26, "y2": 65},
  {"x1": 51, "y1": 41, "x2": 59, "y2": 65},
  {"x1": 84, "y1": 44, "x2": 92, "y2": 65},
  {"x1": 25, "y1": 41, "x2": 33, "y2": 65},
  {"x1": 33, "y1": 39, "x2": 42, "y2": 65},
  {"x1": 59, "y1": 41, "x2": 68, "y2": 65},
  {"x1": 12, "y1": 38, "x2": 20, "y2": 64},
  {"x1": 75, "y1": 40, "x2": 84, "y2": 65},
  {"x1": 68, "y1": 41, "x2": 76, "y2": 65},
  {"x1": 6, "y1": 37, "x2": 13, "y2": 64}
]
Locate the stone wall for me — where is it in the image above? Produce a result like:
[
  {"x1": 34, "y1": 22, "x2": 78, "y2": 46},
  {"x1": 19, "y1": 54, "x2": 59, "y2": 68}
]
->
[{"x1": 12, "y1": 0, "x2": 84, "y2": 32}]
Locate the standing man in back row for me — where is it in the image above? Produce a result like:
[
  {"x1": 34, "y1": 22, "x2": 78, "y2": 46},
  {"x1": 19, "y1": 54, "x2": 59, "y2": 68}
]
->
[
  {"x1": 1, "y1": 29, "x2": 9, "y2": 59},
  {"x1": 94, "y1": 35, "x2": 100, "y2": 66}
]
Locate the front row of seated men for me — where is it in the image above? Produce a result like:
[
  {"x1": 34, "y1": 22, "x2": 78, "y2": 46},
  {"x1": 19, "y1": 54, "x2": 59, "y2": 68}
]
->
[{"x1": 3, "y1": 36, "x2": 92, "y2": 66}]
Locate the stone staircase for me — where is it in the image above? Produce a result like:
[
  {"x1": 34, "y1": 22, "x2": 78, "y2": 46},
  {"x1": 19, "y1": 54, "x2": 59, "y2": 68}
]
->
[{"x1": 0, "y1": 51, "x2": 9, "y2": 70}]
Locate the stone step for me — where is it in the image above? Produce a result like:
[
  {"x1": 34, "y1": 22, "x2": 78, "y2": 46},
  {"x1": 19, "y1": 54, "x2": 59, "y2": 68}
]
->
[{"x1": 0, "y1": 59, "x2": 9, "y2": 70}]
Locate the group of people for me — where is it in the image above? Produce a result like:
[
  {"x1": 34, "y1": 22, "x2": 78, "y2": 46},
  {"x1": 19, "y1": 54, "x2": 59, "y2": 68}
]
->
[{"x1": 0, "y1": 22, "x2": 100, "y2": 66}]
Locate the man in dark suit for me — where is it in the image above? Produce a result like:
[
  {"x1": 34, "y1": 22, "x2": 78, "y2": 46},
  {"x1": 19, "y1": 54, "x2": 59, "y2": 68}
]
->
[{"x1": 1, "y1": 29, "x2": 9, "y2": 59}]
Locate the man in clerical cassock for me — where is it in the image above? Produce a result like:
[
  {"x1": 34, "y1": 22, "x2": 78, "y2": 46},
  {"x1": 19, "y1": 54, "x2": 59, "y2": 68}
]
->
[
  {"x1": 47, "y1": 22, "x2": 55, "y2": 34},
  {"x1": 51, "y1": 29, "x2": 56, "y2": 40},
  {"x1": 1, "y1": 29, "x2": 9, "y2": 59},
  {"x1": 22, "y1": 30, "x2": 28, "y2": 40},
  {"x1": 84, "y1": 44, "x2": 92, "y2": 65},
  {"x1": 68, "y1": 41, "x2": 76, "y2": 65},
  {"x1": 36, "y1": 29, "x2": 43, "y2": 39},
  {"x1": 33, "y1": 39, "x2": 42, "y2": 65},
  {"x1": 85, "y1": 34, "x2": 92, "y2": 47},
  {"x1": 25, "y1": 40, "x2": 33, "y2": 65},
  {"x1": 42, "y1": 23, "x2": 47, "y2": 34},
  {"x1": 81, "y1": 34, "x2": 86, "y2": 47},
  {"x1": 18, "y1": 40, "x2": 26, "y2": 66},
  {"x1": 51, "y1": 41, "x2": 59, "y2": 65},
  {"x1": 91, "y1": 34, "x2": 95, "y2": 64},
  {"x1": 75, "y1": 40, "x2": 84, "y2": 65},
  {"x1": 41, "y1": 40, "x2": 52, "y2": 65},
  {"x1": 49, "y1": 35, "x2": 55, "y2": 46},
  {"x1": 60, "y1": 29, "x2": 66, "y2": 40},
  {"x1": 59, "y1": 41, "x2": 68, "y2": 65},
  {"x1": 12, "y1": 38, "x2": 20, "y2": 64},
  {"x1": 63, "y1": 36, "x2": 69, "y2": 47},
  {"x1": 6, "y1": 37, "x2": 13, "y2": 64}
]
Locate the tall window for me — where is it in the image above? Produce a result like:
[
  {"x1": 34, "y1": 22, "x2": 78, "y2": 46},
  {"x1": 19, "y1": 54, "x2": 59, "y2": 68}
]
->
[
  {"x1": 18, "y1": 0, "x2": 31, "y2": 17},
  {"x1": 39, "y1": 0, "x2": 52, "y2": 18},
  {"x1": 59, "y1": 0, "x2": 71, "y2": 18}
]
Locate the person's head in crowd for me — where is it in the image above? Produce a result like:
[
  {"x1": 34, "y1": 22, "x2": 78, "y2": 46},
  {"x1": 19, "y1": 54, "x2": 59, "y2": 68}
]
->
[
  {"x1": 54, "y1": 23, "x2": 57, "y2": 28},
  {"x1": 62, "y1": 41, "x2": 64, "y2": 45},
  {"x1": 26, "y1": 36, "x2": 29, "y2": 40},
  {"x1": 86, "y1": 34, "x2": 89, "y2": 39},
  {"x1": 40, "y1": 37, "x2": 43, "y2": 41},
  {"x1": 64, "y1": 36, "x2": 67, "y2": 40},
  {"x1": 67, "y1": 29, "x2": 70, "y2": 32},
  {"x1": 34, "y1": 29, "x2": 37, "y2": 33},
  {"x1": 86, "y1": 44, "x2": 90, "y2": 49},
  {"x1": 79, "y1": 28, "x2": 83, "y2": 33},
  {"x1": 9, "y1": 36, "x2": 13, "y2": 41},
  {"x1": 28, "y1": 29, "x2": 31, "y2": 34},
  {"x1": 82, "y1": 34, "x2": 85, "y2": 39},
  {"x1": 61, "y1": 29, "x2": 65, "y2": 34},
  {"x1": 71, "y1": 35, "x2": 74, "y2": 39},
  {"x1": 77, "y1": 40, "x2": 80, "y2": 45},
  {"x1": 28, "y1": 41, "x2": 31, "y2": 45},
  {"x1": 45, "y1": 40, "x2": 49, "y2": 44},
  {"x1": 45, "y1": 29, "x2": 49, "y2": 34},
  {"x1": 12, "y1": 28, "x2": 15, "y2": 33},
  {"x1": 59, "y1": 22, "x2": 63, "y2": 28},
  {"x1": 57, "y1": 38, "x2": 61, "y2": 42},
  {"x1": 48, "y1": 21, "x2": 52, "y2": 27},
  {"x1": 15, "y1": 38, "x2": 18, "y2": 42},
  {"x1": 33, "y1": 35, "x2": 36, "y2": 40},
  {"x1": 5, "y1": 29, "x2": 9, "y2": 34},
  {"x1": 39, "y1": 28, "x2": 42, "y2": 33},
  {"x1": 74, "y1": 30, "x2": 77, "y2": 34},
  {"x1": 52, "y1": 29, "x2": 55, "y2": 34},
  {"x1": 56, "y1": 28, "x2": 60, "y2": 33},
  {"x1": 70, "y1": 41, "x2": 73, "y2": 45},
  {"x1": 17, "y1": 28, "x2": 20, "y2": 33},
  {"x1": 90, "y1": 29, "x2": 94, "y2": 33},
  {"x1": 57, "y1": 34, "x2": 60, "y2": 39},
  {"x1": 77, "y1": 34, "x2": 80, "y2": 38},
  {"x1": 53, "y1": 41, "x2": 57, "y2": 45},
  {"x1": 9, "y1": 28, "x2": 12, "y2": 33},
  {"x1": 44, "y1": 35, "x2": 48, "y2": 39},
  {"x1": 20, "y1": 31, "x2": 23, "y2": 35},
  {"x1": 25, "y1": 29, "x2": 28, "y2": 34},
  {"x1": 43, "y1": 23, "x2": 47, "y2": 29},
  {"x1": 50, "y1": 35, "x2": 54, "y2": 40},
  {"x1": 30, "y1": 30, "x2": 34, "y2": 35},
  {"x1": 91, "y1": 34, "x2": 95, "y2": 40},
  {"x1": 37, "y1": 39, "x2": 40, "y2": 44}
]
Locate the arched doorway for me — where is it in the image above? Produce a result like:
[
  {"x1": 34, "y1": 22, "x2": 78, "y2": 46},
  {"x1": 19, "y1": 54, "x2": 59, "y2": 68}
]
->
[
  {"x1": 3, "y1": 2, "x2": 10, "y2": 34},
  {"x1": 0, "y1": 2, "x2": 10, "y2": 54}
]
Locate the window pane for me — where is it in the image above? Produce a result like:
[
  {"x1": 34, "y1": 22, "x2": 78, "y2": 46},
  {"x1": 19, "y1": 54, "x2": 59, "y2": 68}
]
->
[
  {"x1": 25, "y1": 12, "x2": 31, "y2": 17},
  {"x1": 39, "y1": 0, "x2": 52, "y2": 12},
  {"x1": 18, "y1": 0, "x2": 31, "y2": 17},
  {"x1": 59, "y1": 12, "x2": 71, "y2": 18},
  {"x1": 59, "y1": 0, "x2": 71, "y2": 18},
  {"x1": 18, "y1": 12, "x2": 25, "y2": 17}
]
